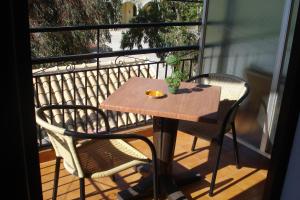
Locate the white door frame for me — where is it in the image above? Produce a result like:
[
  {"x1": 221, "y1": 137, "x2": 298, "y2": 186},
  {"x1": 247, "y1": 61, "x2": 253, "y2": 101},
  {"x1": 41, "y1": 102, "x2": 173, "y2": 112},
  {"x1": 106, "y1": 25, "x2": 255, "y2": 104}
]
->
[{"x1": 260, "y1": 0, "x2": 294, "y2": 152}]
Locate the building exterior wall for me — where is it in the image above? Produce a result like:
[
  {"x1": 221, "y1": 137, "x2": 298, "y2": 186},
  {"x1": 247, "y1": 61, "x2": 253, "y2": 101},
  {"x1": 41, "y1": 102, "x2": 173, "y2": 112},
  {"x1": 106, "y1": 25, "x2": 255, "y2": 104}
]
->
[
  {"x1": 281, "y1": 117, "x2": 300, "y2": 200},
  {"x1": 121, "y1": 2, "x2": 136, "y2": 23},
  {"x1": 120, "y1": 0, "x2": 152, "y2": 23},
  {"x1": 122, "y1": 0, "x2": 151, "y2": 9}
]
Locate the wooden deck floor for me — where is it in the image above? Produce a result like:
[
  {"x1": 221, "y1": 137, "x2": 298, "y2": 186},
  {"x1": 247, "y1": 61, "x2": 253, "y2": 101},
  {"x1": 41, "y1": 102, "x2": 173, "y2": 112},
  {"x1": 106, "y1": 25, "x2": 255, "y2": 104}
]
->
[{"x1": 40, "y1": 128, "x2": 269, "y2": 200}]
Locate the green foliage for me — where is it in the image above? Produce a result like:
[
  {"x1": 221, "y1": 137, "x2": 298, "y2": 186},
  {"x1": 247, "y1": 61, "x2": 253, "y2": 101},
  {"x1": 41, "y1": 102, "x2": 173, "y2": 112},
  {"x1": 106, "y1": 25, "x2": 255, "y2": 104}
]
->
[
  {"x1": 120, "y1": 0, "x2": 201, "y2": 59},
  {"x1": 165, "y1": 54, "x2": 188, "y2": 88},
  {"x1": 165, "y1": 54, "x2": 180, "y2": 67},
  {"x1": 29, "y1": 0, "x2": 121, "y2": 61},
  {"x1": 120, "y1": 2, "x2": 166, "y2": 56},
  {"x1": 165, "y1": 70, "x2": 188, "y2": 88}
]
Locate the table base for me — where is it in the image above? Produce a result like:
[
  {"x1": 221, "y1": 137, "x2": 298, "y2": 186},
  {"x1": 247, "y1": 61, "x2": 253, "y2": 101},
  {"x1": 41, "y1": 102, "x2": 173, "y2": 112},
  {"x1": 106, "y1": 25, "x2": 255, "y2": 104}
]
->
[
  {"x1": 116, "y1": 172, "x2": 201, "y2": 200},
  {"x1": 117, "y1": 117, "x2": 201, "y2": 200}
]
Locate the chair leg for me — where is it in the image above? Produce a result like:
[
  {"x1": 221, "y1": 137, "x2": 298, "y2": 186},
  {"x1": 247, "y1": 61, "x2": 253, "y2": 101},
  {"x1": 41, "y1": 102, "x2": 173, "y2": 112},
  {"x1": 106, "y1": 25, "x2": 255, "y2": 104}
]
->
[
  {"x1": 231, "y1": 122, "x2": 240, "y2": 169},
  {"x1": 110, "y1": 174, "x2": 117, "y2": 182},
  {"x1": 152, "y1": 165, "x2": 159, "y2": 200},
  {"x1": 151, "y1": 152, "x2": 159, "y2": 200},
  {"x1": 191, "y1": 137, "x2": 198, "y2": 151},
  {"x1": 209, "y1": 135, "x2": 224, "y2": 196},
  {"x1": 52, "y1": 157, "x2": 61, "y2": 200},
  {"x1": 79, "y1": 178, "x2": 85, "y2": 200}
]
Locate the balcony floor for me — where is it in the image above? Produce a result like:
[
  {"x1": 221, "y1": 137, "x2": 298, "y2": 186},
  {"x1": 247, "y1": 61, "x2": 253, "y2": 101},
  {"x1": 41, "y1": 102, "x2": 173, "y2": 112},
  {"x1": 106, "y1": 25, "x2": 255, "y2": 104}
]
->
[{"x1": 40, "y1": 128, "x2": 269, "y2": 200}]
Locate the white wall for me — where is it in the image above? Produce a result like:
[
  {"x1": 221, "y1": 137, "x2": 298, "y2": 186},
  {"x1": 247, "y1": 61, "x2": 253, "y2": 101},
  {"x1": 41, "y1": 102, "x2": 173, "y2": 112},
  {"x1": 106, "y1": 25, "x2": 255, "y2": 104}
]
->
[{"x1": 281, "y1": 116, "x2": 300, "y2": 200}]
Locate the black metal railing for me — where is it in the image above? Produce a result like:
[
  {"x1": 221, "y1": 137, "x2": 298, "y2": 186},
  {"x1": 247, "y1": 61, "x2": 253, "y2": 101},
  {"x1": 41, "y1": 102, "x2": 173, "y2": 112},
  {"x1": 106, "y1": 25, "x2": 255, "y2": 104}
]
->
[
  {"x1": 31, "y1": 21, "x2": 202, "y2": 65},
  {"x1": 30, "y1": 22, "x2": 201, "y2": 33},
  {"x1": 33, "y1": 57, "x2": 198, "y2": 147},
  {"x1": 31, "y1": 21, "x2": 202, "y2": 147}
]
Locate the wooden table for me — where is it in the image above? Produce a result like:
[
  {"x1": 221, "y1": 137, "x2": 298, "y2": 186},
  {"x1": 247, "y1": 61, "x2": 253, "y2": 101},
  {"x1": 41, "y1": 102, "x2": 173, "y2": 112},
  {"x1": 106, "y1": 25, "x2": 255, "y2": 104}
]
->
[{"x1": 101, "y1": 77, "x2": 221, "y2": 200}]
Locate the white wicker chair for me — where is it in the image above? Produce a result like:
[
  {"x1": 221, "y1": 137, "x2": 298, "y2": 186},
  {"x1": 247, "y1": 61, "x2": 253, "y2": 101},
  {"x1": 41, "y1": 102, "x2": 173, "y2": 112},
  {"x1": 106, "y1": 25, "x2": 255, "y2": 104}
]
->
[
  {"x1": 180, "y1": 73, "x2": 249, "y2": 196},
  {"x1": 36, "y1": 105, "x2": 158, "y2": 200}
]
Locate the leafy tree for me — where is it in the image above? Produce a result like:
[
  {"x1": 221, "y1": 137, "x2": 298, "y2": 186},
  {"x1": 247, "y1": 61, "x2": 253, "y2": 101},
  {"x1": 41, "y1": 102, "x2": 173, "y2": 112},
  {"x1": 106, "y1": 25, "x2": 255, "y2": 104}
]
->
[
  {"x1": 120, "y1": 0, "x2": 202, "y2": 59},
  {"x1": 29, "y1": 0, "x2": 122, "y2": 60}
]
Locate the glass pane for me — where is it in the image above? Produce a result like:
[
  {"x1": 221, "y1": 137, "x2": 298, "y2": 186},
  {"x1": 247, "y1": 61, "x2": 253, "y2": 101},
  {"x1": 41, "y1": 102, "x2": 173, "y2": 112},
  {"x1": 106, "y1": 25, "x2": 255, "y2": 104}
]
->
[{"x1": 204, "y1": 0, "x2": 285, "y2": 151}]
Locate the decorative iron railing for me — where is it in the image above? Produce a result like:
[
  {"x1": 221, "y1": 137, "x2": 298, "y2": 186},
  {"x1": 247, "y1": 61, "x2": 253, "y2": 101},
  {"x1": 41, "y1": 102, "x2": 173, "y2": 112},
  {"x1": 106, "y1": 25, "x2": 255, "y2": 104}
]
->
[
  {"x1": 31, "y1": 21, "x2": 201, "y2": 147},
  {"x1": 33, "y1": 58, "x2": 197, "y2": 147}
]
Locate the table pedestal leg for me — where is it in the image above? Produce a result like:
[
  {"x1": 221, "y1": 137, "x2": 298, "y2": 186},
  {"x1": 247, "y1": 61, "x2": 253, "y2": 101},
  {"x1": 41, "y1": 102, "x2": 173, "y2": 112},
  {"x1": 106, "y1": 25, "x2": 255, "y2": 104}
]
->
[
  {"x1": 117, "y1": 117, "x2": 201, "y2": 200},
  {"x1": 153, "y1": 117, "x2": 178, "y2": 176}
]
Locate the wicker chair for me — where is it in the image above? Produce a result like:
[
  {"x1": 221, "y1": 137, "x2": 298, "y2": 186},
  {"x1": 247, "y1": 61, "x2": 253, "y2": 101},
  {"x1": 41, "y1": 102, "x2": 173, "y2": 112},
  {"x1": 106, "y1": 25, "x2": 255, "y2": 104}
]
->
[
  {"x1": 180, "y1": 73, "x2": 249, "y2": 196},
  {"x1": 36, "y1": 105, "x2": 158, "y2": 200}
]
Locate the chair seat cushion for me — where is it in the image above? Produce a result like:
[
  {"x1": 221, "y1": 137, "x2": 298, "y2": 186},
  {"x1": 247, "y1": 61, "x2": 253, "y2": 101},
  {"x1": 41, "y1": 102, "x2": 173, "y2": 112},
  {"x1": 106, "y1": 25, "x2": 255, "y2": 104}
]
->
[{"x1": 76, "y1": 138, "x2": 149, "y2": 178}]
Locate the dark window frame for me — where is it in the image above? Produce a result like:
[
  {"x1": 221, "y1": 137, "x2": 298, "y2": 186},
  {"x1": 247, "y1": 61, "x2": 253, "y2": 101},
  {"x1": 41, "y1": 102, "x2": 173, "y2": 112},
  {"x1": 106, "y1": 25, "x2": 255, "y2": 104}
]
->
[{"x1": 7, "y1": 0, "x2": 300, "y2": 199}]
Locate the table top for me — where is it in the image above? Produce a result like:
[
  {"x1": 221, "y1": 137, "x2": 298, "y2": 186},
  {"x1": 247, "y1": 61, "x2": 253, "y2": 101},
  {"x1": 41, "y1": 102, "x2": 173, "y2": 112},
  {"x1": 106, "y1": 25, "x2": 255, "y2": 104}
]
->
[{"x1": 100, "y1": 77, "x2": 221, "y2": 123}]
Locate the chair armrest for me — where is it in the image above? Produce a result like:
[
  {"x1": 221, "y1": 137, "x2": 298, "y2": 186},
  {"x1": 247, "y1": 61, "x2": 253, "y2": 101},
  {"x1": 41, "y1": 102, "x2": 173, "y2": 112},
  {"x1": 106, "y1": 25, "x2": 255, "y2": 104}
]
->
[
  {"x1": 186, "y1": 74, "x2": 209, "y2": 82},
  {"x1": 65, "y1": 132, "x2": 157, "y2": 161},
  {"x1": 65, "y1": 131, "x2": 156, "y2": 156},
  {"x1": 65, "y1": 131, "x2": 158, "y2": 191}
]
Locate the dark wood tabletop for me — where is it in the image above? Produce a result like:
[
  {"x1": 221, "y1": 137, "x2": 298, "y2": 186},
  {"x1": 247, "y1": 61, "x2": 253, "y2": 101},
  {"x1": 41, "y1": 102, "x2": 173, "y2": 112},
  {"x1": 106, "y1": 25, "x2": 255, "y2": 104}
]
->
[{"x1": 100, "y1": 77, "x2": 221, "y2": 123}]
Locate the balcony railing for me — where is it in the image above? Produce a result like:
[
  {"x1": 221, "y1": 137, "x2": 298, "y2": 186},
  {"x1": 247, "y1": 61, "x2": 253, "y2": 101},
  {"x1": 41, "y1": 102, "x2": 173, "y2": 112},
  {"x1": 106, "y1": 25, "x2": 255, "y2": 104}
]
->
[
  {"x1": 33, "y1": 58, "x2": 198, "y2": 146},
  {"x1": 31, "y1": 22, "x2": 202, "y2": 147}
]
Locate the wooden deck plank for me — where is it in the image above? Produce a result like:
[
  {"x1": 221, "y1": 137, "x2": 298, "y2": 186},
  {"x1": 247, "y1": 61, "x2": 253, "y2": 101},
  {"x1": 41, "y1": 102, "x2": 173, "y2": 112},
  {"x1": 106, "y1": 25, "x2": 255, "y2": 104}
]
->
[{"x1": 40, "y1": 129, "x2": 269, "y2": 200}]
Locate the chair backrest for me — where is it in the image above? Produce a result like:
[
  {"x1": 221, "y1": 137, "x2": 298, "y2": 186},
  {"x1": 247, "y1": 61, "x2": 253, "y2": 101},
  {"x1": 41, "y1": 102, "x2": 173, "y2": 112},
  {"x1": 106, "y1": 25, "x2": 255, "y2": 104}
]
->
[
  {"x1": 189, "y1": 73, "x2": 249, "y2": 133},
  {"x1": 199, "y1": 73, "x2": 248, "y2": 101},
  {"x1": 35, "y1": 105, "x2": 109, "y2": 178},
  {"x1": 33, "y1": 64, "x2": 155, "y2": 130}
]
